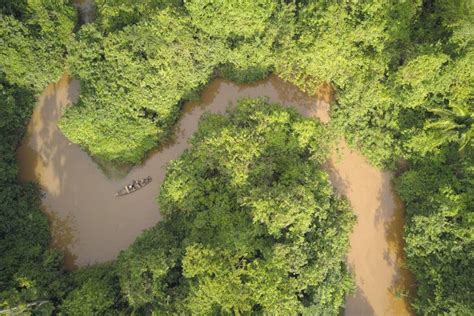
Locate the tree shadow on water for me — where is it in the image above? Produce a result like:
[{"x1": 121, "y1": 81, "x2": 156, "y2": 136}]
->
[
  {"x1": 19, "y1": 76, "x2": 81, "y2": 268},
  {"x1": 345, "y1": 285, "x2": 376, "y2": 316},
  {"x1": 374, "y1": 175, "x2": 416, "y2": 312},
  {"x1": 323, "y1": 158, "x2": 351, "y2": 197},
  {"x1": 46, "y1": 208, "x2": 78, "y2": 270}
]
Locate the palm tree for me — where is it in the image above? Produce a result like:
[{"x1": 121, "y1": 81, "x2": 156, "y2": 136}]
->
[{"x1": 425, "y1": 104, "x2": 473, "y2": 150}]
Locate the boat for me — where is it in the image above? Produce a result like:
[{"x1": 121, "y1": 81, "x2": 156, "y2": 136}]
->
[{"x1": 115, "y1": 176, "x2": 152, "y2": 197}]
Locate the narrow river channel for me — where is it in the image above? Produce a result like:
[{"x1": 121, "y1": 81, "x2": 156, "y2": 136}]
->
[{"x1": 17, "y1": 74, "x2": 413, "y2": 315}]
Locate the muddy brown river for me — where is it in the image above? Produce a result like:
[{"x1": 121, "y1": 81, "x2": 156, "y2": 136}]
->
[{"x1": 17, "y1": 74, "x2": 413, "y2": 315}]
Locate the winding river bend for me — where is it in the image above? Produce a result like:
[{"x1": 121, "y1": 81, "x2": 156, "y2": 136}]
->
[{"x1": 17, "y1": 74, "x2": 413, "y2": 315}]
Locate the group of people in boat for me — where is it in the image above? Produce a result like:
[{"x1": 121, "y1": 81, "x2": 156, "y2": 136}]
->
[
  {"x1": 126, "y1": 176, "x2": 152, "y2": 192},
  {"x1": 127, "y1": 181, "x2": 141, "y2": 191},
  {"x1": 116, "y1": 176, "x2": 152, "y2": 197}
]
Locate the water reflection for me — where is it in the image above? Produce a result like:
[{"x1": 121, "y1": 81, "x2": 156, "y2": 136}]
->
[{"x1": 48, "y1": 211, "x2": 78, "y2": 269}]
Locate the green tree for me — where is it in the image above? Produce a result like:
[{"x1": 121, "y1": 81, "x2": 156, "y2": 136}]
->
[
  {"x1": 1, "y1": 1, "x2": 472, "y2": 314},
  {"x1": 396, "y1": 147, "x2": 474, "y2": 314},
  {"x1": 425, "y1": 104, "x2": 473, "y2": 151},
  {"x1": 0, "y1": 0, "x2": 75, "y2": 92},
  {"x1": 116, "y1": 222, "x2": 183, "y2": 313},
  {"x1": 396, "y1": 50, "x2": 473, "y2": 155},
  {"x1": 186, "y1": 0, "x2": 294, "y2": 83},
  {"x1": 94, "y1": 0, "x2": 182, "y2": 32},
  {"x1": 61, "y1": 264, "x2": 122, "y2": 315},
  {"x1": 62, "y1": 9, "x2": 226, "y2": 164},
  {"x1": 118, "y1": 99, "x2": 355, "y2": 314}
]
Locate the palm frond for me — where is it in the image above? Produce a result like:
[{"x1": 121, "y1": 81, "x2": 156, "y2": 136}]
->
[
  {"x1": 426, "y1": 120, "x2": 462, "y2": 131},
  {"x1": 429, "y1": 107, "x2": 454, "y2": 117}
]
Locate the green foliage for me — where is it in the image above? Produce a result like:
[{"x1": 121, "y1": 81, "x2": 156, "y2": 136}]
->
[
  {"x1": 391, "y1": 3, "x2": 474, "y2": 312},
  {"x1": 63, "y1": 9, "x2": 226, "y2": 164},
  {"x1": 275, "y1": 1, "x2": 419, "y2": 93},
  {"x1": 1, "y1": 1, "x2": 473, "y2": 314},
  {"x1": 0, "y1": 0, "x2": 28, "y2": 17},
  {"x1": 186, "y1": 0, "x2": 294, "y2": 83},
  {"x1": 0, "y1": 0, "x2": 75, "y2": 93},
  {"x1": 397, "y1": 51, "x2": 474, "y2": 154},
  {"x1": 396, "y1": 148, "x2": 474, "y2": 314},
  {"x1": 185, "y1": 0, "x2": 276, "y2": 39},
  {"x1": 0, "y1": 1, "x2": 75, "y2": 313},
  {"x1": 62, "y1": 1, "x2": 299, "y2": 165},
  {"x1": 274, "y1": 1, "x2": 421, "y2": 167},
  {"x1": 0, "y1": 182, "x2": 62, "y2": 305},
  {"x1": 94, "y1": 0, "x2": 181, "y2": 32},
  {"x1": 116, "y1": 222, "x2": 182, "y2": 313},
  {"x1": 118, "y1": 99, "x2": 355, "y2": 314},
  {"x1": 270, "y1": 0, "x2": 473, "y2": 168},
  {"x1": 0, "y1": 81, "x2": 34, "y2": 180},
  {"x1": 61, "y1": 264, "x2": 121, "y2": 315}
]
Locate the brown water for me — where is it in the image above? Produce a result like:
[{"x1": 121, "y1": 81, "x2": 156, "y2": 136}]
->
[
  {"x1": 17, "y1": 74, "x2": 412, "y2": 315},
  {"x1": 326, "y1": 143, "x2": 414, "y2": 315}
]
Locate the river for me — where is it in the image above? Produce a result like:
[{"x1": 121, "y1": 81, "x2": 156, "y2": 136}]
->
[{"x1": 17, "y1": 74, "x2": 413, "y2": 315}]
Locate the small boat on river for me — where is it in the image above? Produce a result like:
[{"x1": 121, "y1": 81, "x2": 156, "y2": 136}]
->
[{"x1": 115, "y1": 176, "x2": 152, "y2": 197}]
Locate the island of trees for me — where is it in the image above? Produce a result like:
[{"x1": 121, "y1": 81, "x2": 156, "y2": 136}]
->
[{"x1": 0, "y1": 0, "x2": 472, "y2": 314}]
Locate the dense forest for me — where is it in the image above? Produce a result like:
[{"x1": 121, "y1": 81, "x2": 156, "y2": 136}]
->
[
  {"x1": 0, "y1": 0, "x2": 472, "y2": 314},
  {"x1": 0, "y1": 1, "x2": 75, "y2": 313}
]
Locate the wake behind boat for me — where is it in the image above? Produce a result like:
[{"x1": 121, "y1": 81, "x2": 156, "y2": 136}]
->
[{"x1": 115, "y1": 176, "x2": 152, "y2": 197}]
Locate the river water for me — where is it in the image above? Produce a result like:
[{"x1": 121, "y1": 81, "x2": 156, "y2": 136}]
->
[{"x1": 17, "y1": 74, "x2": 413, "y2": 315}]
